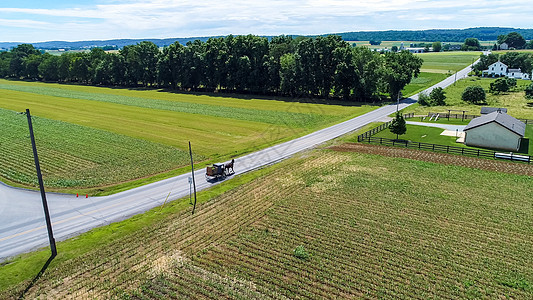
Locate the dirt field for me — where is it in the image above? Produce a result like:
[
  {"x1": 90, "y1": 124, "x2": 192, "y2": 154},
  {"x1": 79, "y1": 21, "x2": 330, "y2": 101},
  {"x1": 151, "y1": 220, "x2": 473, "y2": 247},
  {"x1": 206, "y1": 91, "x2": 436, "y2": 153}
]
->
[{"x1": 331, "y1": 143, "x2": 533, "y2": 176}]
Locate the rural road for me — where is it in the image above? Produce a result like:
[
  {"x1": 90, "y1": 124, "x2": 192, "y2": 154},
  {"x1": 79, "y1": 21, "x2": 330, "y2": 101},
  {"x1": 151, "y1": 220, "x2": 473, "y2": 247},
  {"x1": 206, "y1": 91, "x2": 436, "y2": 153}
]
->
[{"x1": 0, "y1": 61, "x2": 477, "y2": 261}]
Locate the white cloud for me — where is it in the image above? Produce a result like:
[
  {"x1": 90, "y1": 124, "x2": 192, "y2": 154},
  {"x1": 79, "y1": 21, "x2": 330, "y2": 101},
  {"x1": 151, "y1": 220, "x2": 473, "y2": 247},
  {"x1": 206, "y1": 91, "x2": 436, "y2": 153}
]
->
[{"x1": 0, "y1": 0, "x2": 532, "y2": 41}]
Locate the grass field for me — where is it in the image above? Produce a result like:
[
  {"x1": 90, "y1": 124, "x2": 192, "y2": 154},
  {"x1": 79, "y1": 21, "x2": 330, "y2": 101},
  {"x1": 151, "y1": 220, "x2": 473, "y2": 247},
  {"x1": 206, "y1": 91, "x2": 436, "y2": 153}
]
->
[
  {"x1": 2, "y1": 148, "x2": 532, "y2": 298},
  {"x1": 0, "y1": 79, "x2": 376, "y2": 192},
  {"x1": 402, "y1": 52, "x2": 482, "y2": 97},
  {"x1": 404, "y1": 77, "x2": 533, "y2": 119}
]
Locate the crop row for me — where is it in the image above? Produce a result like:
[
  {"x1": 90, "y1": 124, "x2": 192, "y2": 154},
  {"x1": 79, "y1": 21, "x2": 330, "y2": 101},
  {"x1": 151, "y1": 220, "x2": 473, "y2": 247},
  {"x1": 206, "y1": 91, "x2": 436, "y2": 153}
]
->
[{"x1": 5, "y1": 151, "x2": 533, "y2": 299}]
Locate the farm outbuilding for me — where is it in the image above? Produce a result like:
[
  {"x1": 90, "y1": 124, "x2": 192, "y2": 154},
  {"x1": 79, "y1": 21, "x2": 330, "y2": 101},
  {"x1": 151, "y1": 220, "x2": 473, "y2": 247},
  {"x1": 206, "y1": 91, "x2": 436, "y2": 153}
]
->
[{"x1": 464, "y1": 111, "x2": 525, "y2": 151}]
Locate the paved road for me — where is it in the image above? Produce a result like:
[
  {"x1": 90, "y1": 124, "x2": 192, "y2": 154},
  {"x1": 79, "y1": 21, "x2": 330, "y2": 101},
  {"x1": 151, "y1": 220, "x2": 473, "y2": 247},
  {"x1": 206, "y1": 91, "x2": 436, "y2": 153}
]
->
[{"x1": 0, "y1": 61, "x2": 476, "y2": 261}]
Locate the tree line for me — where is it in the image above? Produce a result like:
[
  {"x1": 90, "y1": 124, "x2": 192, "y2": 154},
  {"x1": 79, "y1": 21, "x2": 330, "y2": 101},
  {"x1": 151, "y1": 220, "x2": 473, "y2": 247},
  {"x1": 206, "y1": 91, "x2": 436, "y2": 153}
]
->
[{"x1": 0, "y1": 35, "x2": 423, "y2": 101}]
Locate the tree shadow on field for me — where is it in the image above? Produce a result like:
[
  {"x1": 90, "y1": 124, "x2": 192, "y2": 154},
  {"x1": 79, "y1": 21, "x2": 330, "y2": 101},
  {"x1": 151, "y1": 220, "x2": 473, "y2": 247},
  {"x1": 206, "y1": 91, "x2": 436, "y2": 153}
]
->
[{"x1": 18, "y1": 254, "x2": 56, "y2": 299}]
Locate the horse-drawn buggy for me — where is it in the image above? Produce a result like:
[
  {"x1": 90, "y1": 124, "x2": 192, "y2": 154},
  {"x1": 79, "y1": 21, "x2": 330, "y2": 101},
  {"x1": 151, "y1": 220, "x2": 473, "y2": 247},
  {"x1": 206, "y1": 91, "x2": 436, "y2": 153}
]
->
[{"x1": 205, "y1": 159, "x2": 235, "y2": 180}]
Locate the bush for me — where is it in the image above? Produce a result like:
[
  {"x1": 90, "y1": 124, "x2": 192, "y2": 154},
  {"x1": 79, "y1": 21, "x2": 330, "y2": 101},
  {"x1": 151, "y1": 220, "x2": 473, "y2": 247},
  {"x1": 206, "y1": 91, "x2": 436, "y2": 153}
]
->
[
  {"x1": 462, "y1": 86, "x2": 486, "y2": 104},
  {"x1": 294, "y1": 245, "x2": 309, "y2": 260},
  {"x1": 418, "y1": 92, "x2": 431, "y2": 106},
  {"x1": 526, "y1": 83, "x2": 533, "y2": 99},
  {"x1": 418, "y1": 88, "x2": 446, "y2": 106},
  {"x1": 490, "y1": 78, "x2": 510, "y2": 94},
  {"x1": 429, "y1": 87, "x2": 446, "y2": 106}
]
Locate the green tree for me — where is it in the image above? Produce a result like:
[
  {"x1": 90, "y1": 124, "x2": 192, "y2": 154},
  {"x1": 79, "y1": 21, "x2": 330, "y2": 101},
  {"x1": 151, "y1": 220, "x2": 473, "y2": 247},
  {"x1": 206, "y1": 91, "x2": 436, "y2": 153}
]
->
[
  {"x1": 432, "y1": 41, "x2": 442, "y2": 52},
  {"x1": 504, "y1": 32, "x2": 527, "y2": 49},
  {"x1": 391, "y1": 45, "x2": 398, "y2": 52},
  {"x1": 489, "y1": 77, "x2": 510, "y2": 94},
  {"x1": 279, "y1": 53, "x2": 297, "y2": 95},
  {"x1": 383, "y1": 51, "x2": 423, "y2": 101},
  {"x1": 429, "y1": 87, "x2": 446, "y2": 105},
  {"x1": 38, "y1": 53, "x2": 60, "y2": 81},
  {"x1": 525, "y1": 83, "x2": 533, "y2": 99},
  {"x1": 352, "y1": 47, "x2": 383, "y2": 101},
  {"x1": 462, "y1": 38, "x2": 481, "y2": 51},
  {"x1": 473, "y1": 53, "x2": 499, "y2": 73},
  {"x1": 417, "y1": 92, "x2": 431, "y2": 106},
  {"x1": 462, "y1": 86, "x2": 486, "y2": 104},
  {"x1": 389, "y1": 111, "x2": 407, "y2": 140},
  {"x1": 527, "y1": 40, "x2": 533, "y2": 50}
]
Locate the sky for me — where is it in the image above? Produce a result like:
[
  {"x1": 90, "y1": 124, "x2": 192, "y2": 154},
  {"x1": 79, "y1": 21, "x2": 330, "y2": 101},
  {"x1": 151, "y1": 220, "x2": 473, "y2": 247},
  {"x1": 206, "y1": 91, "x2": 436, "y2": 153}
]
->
[{"x1": 0, "y1": 0, "x2": 532, "y2": 42}]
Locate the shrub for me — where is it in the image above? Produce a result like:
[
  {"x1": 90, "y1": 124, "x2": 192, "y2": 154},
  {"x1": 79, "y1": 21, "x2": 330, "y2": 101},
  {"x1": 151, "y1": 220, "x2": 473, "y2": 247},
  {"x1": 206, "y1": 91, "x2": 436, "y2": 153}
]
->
[
  {"x1": 525, "y1": 83, "x2": 533, "y2": 99},
  {"x1": 462, "y1": 86, "x2": 486, "y2": 104},
  {"x1": 429, "y1": 87, "x2": 446, "y2": 106},
  {"x1": 418, "y1": 92, "x2": 431, "y2": 106},
  {"x1": 294, "y1": 245, "x2": 309, "y2": 260},
  {"x1": 490, "y1": 78, "x2": 510, "y2": 94}
]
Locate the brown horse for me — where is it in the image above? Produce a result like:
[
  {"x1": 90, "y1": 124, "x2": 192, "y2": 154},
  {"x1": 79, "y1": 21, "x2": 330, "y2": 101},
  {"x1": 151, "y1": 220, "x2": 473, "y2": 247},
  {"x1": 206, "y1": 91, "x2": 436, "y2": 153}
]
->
[{"x1": 224, "y1": 159, "x2": 235, "y2": 175}]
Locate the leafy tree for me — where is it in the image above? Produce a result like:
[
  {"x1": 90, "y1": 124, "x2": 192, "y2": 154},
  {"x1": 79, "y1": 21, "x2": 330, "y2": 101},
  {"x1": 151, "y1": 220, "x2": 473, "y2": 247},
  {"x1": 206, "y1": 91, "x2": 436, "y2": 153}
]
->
[
  {"x1": 500, "y1": 52, "x2": 533, "y2": 74},
  {"x1": 527, "y1": 40, "x2": 533, "y2": 50},
  {"x1": 489, "y1": 77, "x2": 511, "y2": 94},
  {"x1": 351, "y1": 47, "x2": 382, "y2": 101},
  {"x1": 38, "y1": 53, "x2": 59, "y2": 81},
  {"x1": 525, "y1": 83, "x2": 533, "y2": 99},
  {"x1": 417, "y1": 92, "x2": 431, "y2": 106},
  {"x1": 462, "y1": 38, "x2": 481, "y2": 51},
  {"x1": 432, "y1": 41, "x2": 442, "y2": 52},
  {"x1": 504, "y1": 32, "x2": 527, "y2": 49},
  {"x1": 389, "y1": 111, "x2": 407, "y2": 140},
  {"x1": 369, "y1": 40, "x2": 382, "y2": 45},
  {"x1": 279, "y1": 53, "x2": 297, "y2": 95},
  {"x1": 462, "y1": 86, "x2": 486, "y2": 104},
  {"x1": 473, "y1": 53, "x2": 499, "y2": 73},
  {"x1": 383, "y1": 51, "x2": 423, "y2": 101},
  {"x1": 429, "y1": 87, "x2": 446, "y2": 105},
  {"x1": 391, "y1": 45, "x2": 398, "y2": 52}
]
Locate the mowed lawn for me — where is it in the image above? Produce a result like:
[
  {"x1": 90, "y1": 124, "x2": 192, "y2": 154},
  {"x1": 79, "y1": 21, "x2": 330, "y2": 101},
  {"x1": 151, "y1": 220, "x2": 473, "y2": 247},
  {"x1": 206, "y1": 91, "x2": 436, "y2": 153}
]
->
[
  {"x1": 2, "y1": 150, "x2": 532, "y2": 298},
  {"x1": 402, "y1": 51, "x2": 482, "y2": 97},
  {"x1": 0, "y1": 79, "x2": 375, "y2": 191},
  {"x1": 404, "y1": 77, "x2": 533, "y2": 119}
]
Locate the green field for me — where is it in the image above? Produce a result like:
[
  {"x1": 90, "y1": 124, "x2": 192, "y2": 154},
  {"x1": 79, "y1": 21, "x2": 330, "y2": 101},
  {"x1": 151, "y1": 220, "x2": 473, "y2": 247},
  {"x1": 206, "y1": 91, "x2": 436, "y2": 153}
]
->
[
  {"x1": 0, "y1": 79, "x2": 375, "y2": 192},
  {"x1": 415, "y1": 51, "x2": 481, "y2": 74},
  {"x1": 402, "y1": 72, "x2": 448, "y2": 96},
  {"x1": 402, "y1": 52, "x2": 482, "y2": 97},
  {"x1": 2, "y1": 148, "x2": 532, "y2": 298},
  {"x1": 404, "y1": 77, "x2": 533, "y2": 119}
]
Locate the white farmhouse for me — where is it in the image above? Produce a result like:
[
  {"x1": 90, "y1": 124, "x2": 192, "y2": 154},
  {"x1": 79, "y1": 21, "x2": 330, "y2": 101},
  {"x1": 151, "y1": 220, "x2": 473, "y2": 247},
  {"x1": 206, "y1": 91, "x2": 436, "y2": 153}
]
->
[
  {"x1": 463, "y1": 111, "x2": 526, "y2": 151},
  {"x1": 482, "y1": 61, "x2": 532, "y2": 80}
]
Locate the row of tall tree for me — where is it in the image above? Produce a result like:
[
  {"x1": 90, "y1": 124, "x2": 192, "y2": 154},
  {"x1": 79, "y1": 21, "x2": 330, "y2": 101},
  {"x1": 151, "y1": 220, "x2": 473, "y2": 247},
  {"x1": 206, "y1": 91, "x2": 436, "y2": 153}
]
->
[{"x1": 0, "y1": 35, "x2": 423, "y2": 101}]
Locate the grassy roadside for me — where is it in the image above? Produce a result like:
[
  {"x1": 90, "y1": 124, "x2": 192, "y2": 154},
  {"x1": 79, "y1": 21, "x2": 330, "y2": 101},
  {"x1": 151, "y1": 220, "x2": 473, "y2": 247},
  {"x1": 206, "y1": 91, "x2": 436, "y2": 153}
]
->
[
  {"x1": 2, "y1": 147, "x2": 532, "y2": 298},
  {"x1": 0, "y1": 160, "x2": 281, "y2": 292}
]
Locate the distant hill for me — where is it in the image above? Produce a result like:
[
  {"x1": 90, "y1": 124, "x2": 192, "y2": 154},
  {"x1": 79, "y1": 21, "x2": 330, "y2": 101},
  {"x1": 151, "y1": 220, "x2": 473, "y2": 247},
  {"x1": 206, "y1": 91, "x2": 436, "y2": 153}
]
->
[
  {"x1": 1, "y1": 27, "x2": 532, "y2": 50},
  {"x1": 332, "y1": 27, "x2": 533, "y2": 42}
]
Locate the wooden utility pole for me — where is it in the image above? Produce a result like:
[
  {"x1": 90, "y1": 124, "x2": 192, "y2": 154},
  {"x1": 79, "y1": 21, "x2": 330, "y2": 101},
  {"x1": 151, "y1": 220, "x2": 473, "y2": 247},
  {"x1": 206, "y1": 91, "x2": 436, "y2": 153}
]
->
[
  {"x1": 26, "y1": 109, "x2": 57, "y2": 257},
  {"x1": 189, "y1": 142, "x2": 197, "y2": 214}
]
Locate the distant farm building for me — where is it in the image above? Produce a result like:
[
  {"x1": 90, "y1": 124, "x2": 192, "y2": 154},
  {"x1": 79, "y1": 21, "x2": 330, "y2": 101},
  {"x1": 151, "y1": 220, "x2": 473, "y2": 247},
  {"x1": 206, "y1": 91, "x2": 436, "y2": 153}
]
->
[
  {"x1": 464, "y1": 111, "x2": 526, "y2": 151},
  {"x1": 499, "y1": 42, "x2": 509, "y2": 50},
  {"x1": 405, "y1": 48, "x2": 425, "y2": 53},
  {"x1": 482, "y1": 61, "x2": 532, "y2": 80}
]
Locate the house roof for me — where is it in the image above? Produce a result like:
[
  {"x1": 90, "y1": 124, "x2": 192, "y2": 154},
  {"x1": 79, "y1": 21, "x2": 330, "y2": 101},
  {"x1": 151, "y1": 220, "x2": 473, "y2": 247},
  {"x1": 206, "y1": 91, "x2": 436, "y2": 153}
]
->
[
  {"x1": 508, "y1": 68, "x2": 522, "y2": 73},
  {"x1": 464, "y1": 112, "x2": 526, "y2": 137},
  {"x1": 480, "y1": 107, "x2": 507, "y2": 114}
]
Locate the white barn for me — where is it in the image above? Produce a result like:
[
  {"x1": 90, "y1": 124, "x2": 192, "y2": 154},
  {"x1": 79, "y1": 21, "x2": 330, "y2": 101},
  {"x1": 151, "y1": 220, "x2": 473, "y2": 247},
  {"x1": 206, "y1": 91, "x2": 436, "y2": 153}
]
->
[
  {"x1": 464, "y1": 111, "x2": 526, "y2": 151},
  {"x1": 482, "y1": 61, "x2": 532, "y2": 80}
]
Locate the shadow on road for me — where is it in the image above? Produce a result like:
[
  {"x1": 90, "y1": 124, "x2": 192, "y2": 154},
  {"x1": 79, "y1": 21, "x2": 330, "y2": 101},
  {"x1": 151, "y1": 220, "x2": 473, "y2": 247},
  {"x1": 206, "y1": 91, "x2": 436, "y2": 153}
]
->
[{"x1": 18, "y1": 253, "x2": 56, "y2": 299}]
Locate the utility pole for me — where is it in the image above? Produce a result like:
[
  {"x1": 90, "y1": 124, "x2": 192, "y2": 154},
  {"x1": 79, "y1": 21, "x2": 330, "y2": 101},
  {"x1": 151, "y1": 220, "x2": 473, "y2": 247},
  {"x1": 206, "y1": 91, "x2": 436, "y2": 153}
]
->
[
  {"x1": 189, "y1": 142, "x2": 197, "y2": 214},
  {"x1": 26, "y1": 109, "x2": 57, "y2": 257}
]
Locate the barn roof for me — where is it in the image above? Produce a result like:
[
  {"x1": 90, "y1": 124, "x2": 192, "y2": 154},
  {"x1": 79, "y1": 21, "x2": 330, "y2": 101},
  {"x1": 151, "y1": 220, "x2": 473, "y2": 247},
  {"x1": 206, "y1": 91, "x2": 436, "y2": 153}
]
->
[
  {"x1": 464, "y1": 112, "x2": 526, "y2": 137},
  {"x1": 480, "y1": 107, "x2": 507, "y2": 114}
]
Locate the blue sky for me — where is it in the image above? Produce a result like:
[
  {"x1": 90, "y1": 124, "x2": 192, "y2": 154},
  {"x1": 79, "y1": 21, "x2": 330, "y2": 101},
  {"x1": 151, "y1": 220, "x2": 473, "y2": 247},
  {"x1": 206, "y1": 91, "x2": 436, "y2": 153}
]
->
[{"x1": 1, "y1": 0, "x2": 532, "y2": 42}]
